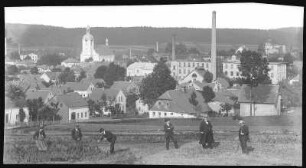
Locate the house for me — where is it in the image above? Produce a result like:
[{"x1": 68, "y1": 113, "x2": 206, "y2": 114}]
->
[
  {"x1": 238, "y1": 84, "x2": 281, "y2": 116},
  {"x1": 56, "y1": 92, "x2": 89, "y2": 123},
  {"x1": 178, "y1": 68, "x2": 208, "y2": 84},
  {"x1": 136, "y1": 99, "x2": 149, "y2": 115},
  {"x1": 61, "y1": 58, "x2": 80, "y2": 68},
  {"x1": 5, "y1": 97, "x2": 30, "y2": 126},
  {"x1": 40, "y1": 72, "x2": 61, "y2": 84},
  {"x1": 88, "y1": 88, "x2": 127, "y2": 114},
  {"x1": 20, "y1": 53, "x2": 38, "y2": 63},
  {"x1": 64, "y1": 81, "x2": 95, "y2": 98},
  {"x1": 25, "y1": 89, "x2": 55, "y2": 104},
  {"x1": 126, "y1": 62, "x2": 156, "y2": 77},
  {"x1": 18, "y1": 74, "x2": 47, "y2": 91},
  {"x1": 149, "y1": 88, "x2": 212, "y2": 118}
]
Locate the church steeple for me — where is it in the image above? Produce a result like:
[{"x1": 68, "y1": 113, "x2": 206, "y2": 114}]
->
[{"x1": 86, "y1": 25, "x2": 90, "y2": 34}]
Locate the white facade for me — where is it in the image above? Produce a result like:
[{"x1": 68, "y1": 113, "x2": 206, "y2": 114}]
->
[
  {"x1": 178, "y1": 69, "x2": 205, "y2": 84},
  {"x1": 68, "y1": 107, "x2": 90, "y2": 122},
  {"x1": 20, "y1": 53, "x2": 38, "y2": 63},
  {"x1": 38, "y1": 67, "x2": 51, "y2": 74},
  {"x1": 80, "y1": 26, "x2": 99, "y2": 62},
  {"x1": 136, "y1": 99, "x2": 149, "y2": 115},
  {"x1": 126, "y1": 62, "x2": 156, "y2": 77},
  {"x1": 268, "y1": 62, "x2": 287, "y2": 84},
  {"x1": 115, "y1": 90, "x2": 127, "y2": 113},
  {"x1": 170, "y1": 60, "x2": 212, "y2": 81},
  {"x1": 222, "y1": 55, "x2": 242, "y2": 79},
  {"x1": 5, "y1": 107, "x2": 29, "y2": 125},
  {"x1": 148, "y1": 110, "x2": 196, "y2": 118}
]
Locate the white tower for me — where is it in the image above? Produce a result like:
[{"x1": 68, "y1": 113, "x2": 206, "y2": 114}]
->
[
  {"x1": 211, "y1": 11, "x2": 217, "y2": 81},
  {"x1": 80, "y1": 26, "x2": 99, "y2": 62}
]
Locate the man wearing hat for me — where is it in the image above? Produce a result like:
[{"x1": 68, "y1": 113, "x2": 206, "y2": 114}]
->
[
  {"x1": 71, "y1": 124, "x2": 82, "y2": 142},
  {"x1": 164, "y1": 118, "x2": 179, "y2": 150},
  {"x1": 199, "y1": 114, "x2": 214, "y2": 149},
  {"x1": 238, "y1": 120, "x2": 250, "y2": 154},
  {"x1": 33, "y1": 124, "x2": 47, "y2": 151},
  {"x1": 97, "y1": 128, "x2": 117, "y2": 154}
]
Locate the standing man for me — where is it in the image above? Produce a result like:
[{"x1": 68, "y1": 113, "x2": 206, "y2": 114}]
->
[
  {"x1": 164, "y1": 118, "x2": 179, "y2": 150},
  {"x1": 238, "y1": 120, "x2": 250, "y2": 154},
  {"x1": 71, "y1": 124, "x2": 82, "y2": 142},
  {"x1": 97, "y1": 128, "x2": 117, "y2": 154},
  {"x1": 199, "y1": 115, "x2": 214, "y2": 149},
  {"x1": 33, "y1": 124, "x2": 47, "y2": 151}
]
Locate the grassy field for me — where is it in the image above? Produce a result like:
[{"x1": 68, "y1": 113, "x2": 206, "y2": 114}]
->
[{"x1": 3, "y1": 110, "x2": 302, "y2": 165}]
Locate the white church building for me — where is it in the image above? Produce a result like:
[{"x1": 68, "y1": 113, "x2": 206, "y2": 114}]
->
[{"x1": 80, "y1": 26, "x2": 115, "y2": 62}]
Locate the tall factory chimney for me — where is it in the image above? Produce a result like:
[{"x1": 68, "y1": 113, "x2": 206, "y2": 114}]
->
[
  {"x1": 172, "y1": 34, "x2": 176, "y2": 61},
  {"x1": 129, "y1": 48, "x2": 132, "y2": 59},
  {"x1": 156, "y1": 41, "x2": 159, "y2": 52},
  {"x1": 211, "y1": 11, "x2": 217, "y2": 81}
]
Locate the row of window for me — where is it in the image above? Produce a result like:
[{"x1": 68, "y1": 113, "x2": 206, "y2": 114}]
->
[
  {"x1": 173, "y1": 62, "x2": 209, "y2": 70},
  {"x1": 152, "y1": 112, "x2": 174, "y2": 116},
  {"x1": 224, "y1": 71, "x2": 240, "y2": 77},
  {"x1": 76, "y1": 112, "x2": 88, "y2": 119},
  {"x1": 224, "y1": 63, "x2": 240, "y2": 70}
]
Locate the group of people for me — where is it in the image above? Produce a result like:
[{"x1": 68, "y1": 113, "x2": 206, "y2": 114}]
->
[
  {"x1": 33, "y1": 114, "x2": 250, "y2": 155},
  {"x1": 162, "y1": 114, "x2": 250, "y2": 154},
  {"x1": 33, "y1": 124, "x2": 117, "y2": 154}
]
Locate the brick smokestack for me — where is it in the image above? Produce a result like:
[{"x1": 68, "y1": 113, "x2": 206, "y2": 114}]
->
[
  {"x1": 172, "y1": 34, "x2": 176, "y2": 61},
  {"x1": 211, "y1": 11, "x2": 217, "y2": 81},
  {"x1": 156, "y1": 41, "x2": 159, "y2": 52}
]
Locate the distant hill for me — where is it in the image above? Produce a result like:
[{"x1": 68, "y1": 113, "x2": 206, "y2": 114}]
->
[{"x1": 5, "y1": 23, "x2": 303, "y2": 52}]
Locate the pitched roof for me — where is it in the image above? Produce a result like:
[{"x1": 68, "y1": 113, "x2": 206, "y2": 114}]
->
[
  {"x1": 57, "y1": 92, "x2": 88, "y2": 108},
  {"x1": 151, "y1": 89, "x2": 212, "y2": 113},
  {"x1": 88, "y1": 88, "x2": 120, "y2": 101},
  {"x1": 238, "y1": 84, "x2": 280, "y2": 104},
  {"x1": 80, "y1": 78, "x2": 105, "y2": 85},
  {"x1": 65, "y1": 82, "x2": 92, "y2": 91},
  {"x1": 26, "y1": 90, "x2": 51, "y2": 101},
  {"x1": 96, "y1": 45, "x2": 114, "y2": 56},
  {"x1": 215, "y1": 77, "x2": 230, "y2": 88},
  {"x1": 110, "y1": 81, "x2": 136, "y2": 93},
  {"x1": 213, "y1": 92, "x2": 236, "y2": 105},
  {"x1": 45, "y1": 72, "x2": 61, "y2": 80}
]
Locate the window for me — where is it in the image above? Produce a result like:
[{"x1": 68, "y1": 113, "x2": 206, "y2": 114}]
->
[
  {"x1": 206, "y1": 63, "x2": 208, "y2": 68},
  {"x1": 225, "y1": 71, "x2": 228, "y2": 76},
  {"x1": 85, "y1": 112, "x2": 87, "y2": 118},
  {"x1": 179, "y1": 69, "x2": 181, "y2": 74},
  {"x1": 231, "y1": 64, "x2": 234, "y2": 69},
  {"x1": 173, "y1": 65, "x2": 176, "y2": 70},
  {"x1": 202, "y1": 63, "x2": 204, "y2": 67},
  {"x1": 188, "y1": 62, "x2": 190, "y2": 67},
  {"x1": 236, "y1": 72, "x2": 239, "y2": 76},
  {"x1": 171, "y1": 113, "x2": 173, "y2": 115},
  {"x1": 159, "y1": 112, "x2": 161, "y2": 116},
  {"x1": 165, "y1": 113, "x2": 167, "y2": 116},
  {"x1": 230, "y1": 71, "x2": 233, "y2": 76},
  {"x1": 153, "y1": 112, "x2": 156, "y2": 116},
  {"x1": 158, "y1": 101, "x2": 162, "y2": 106},
  {"x1": 179, "y1": 62, "x2": 181, "y2": 67},
  {"x1": 77, "y1": 113, "x2": 79, "y2": 119},
  {"x1": 183, "y1": 62, "x2": 186, "y2": 67},
  {"x1": 193, "y1": 63, "x2": 195, "y2": 67},
  {"x1": 81, "y1": 113, "x2": 83, "y2": 118}
]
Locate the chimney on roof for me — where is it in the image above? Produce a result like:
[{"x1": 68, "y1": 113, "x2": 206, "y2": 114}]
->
[
  {"x1": 172, "y1": 34, "x2": 176, "y2": 61},
  {"x1": 211, "y1": 11, "x2": 217, "y2": 81}
]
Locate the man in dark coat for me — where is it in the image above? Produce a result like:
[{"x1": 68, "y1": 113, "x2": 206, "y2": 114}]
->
[
  {"x1": 71, "y1": 124, "x2": 82, "y2": 142},
  {"x1": 33, "y1": 124, "x2": 47, "y2": 151},
  {"x1": 238, "y1": 120, "x2": 250, "y2": 154},
  {"x1": 199, "y1": 115, "x2": 214, "y2": 149},
  {"x1": 97, "y1": 128, "x2": 117, "y2": 154},
  {"x1": 164, "y1": 118, "x2": 179, "y2": 150}
]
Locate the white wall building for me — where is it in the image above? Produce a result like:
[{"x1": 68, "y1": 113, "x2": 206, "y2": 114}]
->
[
  {"x1": 126, "y1": 62, "x2": 156, "y2": 77},
  {"x1": 5, "y1": 98, "x2": 29, "y2": 126}
]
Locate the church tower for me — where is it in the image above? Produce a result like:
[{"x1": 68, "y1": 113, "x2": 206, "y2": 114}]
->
[{"x1": 80, "y1": 26, "x2": 99, "y2": 62}]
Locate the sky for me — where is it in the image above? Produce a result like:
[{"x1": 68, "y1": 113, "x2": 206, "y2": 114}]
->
[{"x1": 4, "y1": 3, "x2": 304, "y2": 29}]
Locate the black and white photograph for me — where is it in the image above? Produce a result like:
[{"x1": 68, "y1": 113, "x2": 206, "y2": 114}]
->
[{"x1": 4, "y1": 3, "x2": 303, "y2": 165}]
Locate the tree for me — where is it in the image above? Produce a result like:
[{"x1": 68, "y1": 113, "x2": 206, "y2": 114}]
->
[
  {"x1": 283, "y1": 53, "x2": 295, "y2": 65},
  {"x1": 87, "y1": 99, "x2": 96, "y2": 116},
  {"x1": 9, "y1": 51, "x2": 20, "y2": 61},
  {"x1": 220, "y1": 103, "x2": 232, "y2": 117},
  {"x1": 139, "y1": 60, "x2": 177, "y2": 106},
  {"x1": 77, "y1": 70, "x2": 87, "y2": 82},
  {"x1": 201, "y1": 86, "x2": 215, "y2": 103},
  {"x1": 37, "y1": 53, "x2": 65, "y2": 66},
  {"x1": 126, "y1": 94, "x2": 139, "y2": 114},
  {"x1": 39, "y1": 103, "x2": 61, "y2": 121},
  {"x1": 96, "y1": 82, "x2": 105, "y2": 88},
  {"x1": 6, "y1": 84, "x2": 26, "y2": 108},
  {"x1": 30, "y1": 67, "x2": 39, "y2": 74},
  {"x1": 189, "y1": 91, "x2": 199, "y2": 115},
  {"x1": 26, "y1": 97, "x2": 45, "y2": 122},
  {"x1": 6, "y1": 65, "x2": 19, "y2": 75},
  {"x1": 19, "y1": 108, "x2": 26, "y2": 122},
  {"x1": 58, "y1": 68, "x2": 75, "y2": 84},
  {"x1": 239, "y1": 49, "x2": 271, "y2": 116},
  {"x1": 204, "y1": 71, "x2": 213, "y2": 83},
  {"x1": 94, "y1": 65, "x2": 108, "y2": 79}
]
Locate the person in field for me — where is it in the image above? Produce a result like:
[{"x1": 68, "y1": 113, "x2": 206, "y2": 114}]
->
[
  {"x1": 33, "y1": 124, "x2": 47, "y2": 151},
  {"x1": 71, "y1": 124, "x2": 82, "y2": 142},
  {"x1": 164, "y1": 118, "x2": 179, "y2": 150},
  {"x1": 199, "y1": 115, "x2": 214, "y2": 149},
  {"x1": 97, "y1": 128, "x2": 117, "y2": 154},
  {"x1": 238, "y1": 120, "x2": 250, "y2": 154}
]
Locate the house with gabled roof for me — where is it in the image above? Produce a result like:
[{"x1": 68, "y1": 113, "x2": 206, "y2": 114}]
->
[
  {"x1": 56, "y1": 92, "x2": 89, "y2": 123},
  {"x1": 40, "y1": 72, "x2": 61, "y2": 84},
  {"x1": 178, "y1": 68, "x2": 208, "y2": 85},
  {"x1": 148, "y1": 88, "x2": 212, "y2": 118},
  {"x1": 88, "y1": 88, "x2": 126, "y2": 114},
  {"x1": 64, "y1": 81, "x2": 95, "y2": 98},
  {"x1": 238, "y1": 84, "x2": 281, "y2": 116}
]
